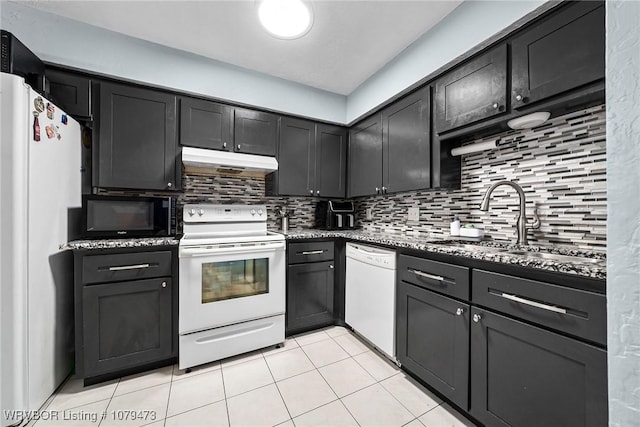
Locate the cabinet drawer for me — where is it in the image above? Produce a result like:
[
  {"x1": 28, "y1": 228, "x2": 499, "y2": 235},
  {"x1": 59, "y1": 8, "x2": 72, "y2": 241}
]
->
[
  {"x1": 398, "y1": 255, "x2": 469, "y2": 300},
  {"x1": 288, "y1": 241, "x2": 334, "y2": 264},
  {"x1": 472, "y1": 270, "x2": 606, "y2": 345},
  {"x1": 82, "y1": 251, "x2": 172, "y2": 285}
]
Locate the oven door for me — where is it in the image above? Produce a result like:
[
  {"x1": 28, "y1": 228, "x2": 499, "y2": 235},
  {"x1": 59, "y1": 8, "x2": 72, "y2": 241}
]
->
[{"x1": 178, "y1": 240, "x2": 285, "y2": 334}]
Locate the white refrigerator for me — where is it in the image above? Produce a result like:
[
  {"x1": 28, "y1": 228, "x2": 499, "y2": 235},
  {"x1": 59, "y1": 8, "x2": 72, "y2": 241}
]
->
[{"x1": 1, "y1": 73, "x2": 81, "y2": 427}]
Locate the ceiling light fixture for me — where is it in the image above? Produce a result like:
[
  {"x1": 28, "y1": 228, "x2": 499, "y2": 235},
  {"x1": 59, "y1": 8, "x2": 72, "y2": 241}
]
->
[{"x1": 258, "y1": 0, "x2": 313, "y2": 40}]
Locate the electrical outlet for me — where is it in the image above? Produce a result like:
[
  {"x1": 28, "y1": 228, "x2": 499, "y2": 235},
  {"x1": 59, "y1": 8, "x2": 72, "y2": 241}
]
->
[
  {"x1": 408, "y1": 207, "x2": 420, "y2": 222},
  {"x1": 365, "y1": 208, "x2": 373, "y2": 220}
]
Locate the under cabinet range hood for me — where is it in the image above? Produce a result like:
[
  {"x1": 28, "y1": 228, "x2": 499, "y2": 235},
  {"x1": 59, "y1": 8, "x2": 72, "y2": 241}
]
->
[{"x1": 181, "y1": 146, "x2": 278, "y2": 177}]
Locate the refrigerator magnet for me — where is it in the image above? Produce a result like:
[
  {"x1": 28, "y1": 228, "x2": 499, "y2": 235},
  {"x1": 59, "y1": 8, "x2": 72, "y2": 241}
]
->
[
  {"x1": 33, "y1": 112, "x2": 41, "y2": 142},
  {"x1": 34, "y1": 97, "x2": 45, "y2": 113},
  {"x1": 46, "y1": 103, "x2": 55, "y2": 120},
  {"x1": 61, "y1": 114, "x2": 68, "y2": 125},
  {"x1": 45, "y1": 124, "x2": 55, "y2": 139}
]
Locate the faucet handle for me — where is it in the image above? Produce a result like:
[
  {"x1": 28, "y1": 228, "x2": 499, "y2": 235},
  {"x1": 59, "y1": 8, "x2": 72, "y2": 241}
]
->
[{"x1": 527, "y1": 206, "x2": 541, "y2": 230}]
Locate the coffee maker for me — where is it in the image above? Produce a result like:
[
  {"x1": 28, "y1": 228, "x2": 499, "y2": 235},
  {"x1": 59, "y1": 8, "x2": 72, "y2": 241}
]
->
[{"x1": 315, "y1": 201, "x2": 356, "y2": 230}]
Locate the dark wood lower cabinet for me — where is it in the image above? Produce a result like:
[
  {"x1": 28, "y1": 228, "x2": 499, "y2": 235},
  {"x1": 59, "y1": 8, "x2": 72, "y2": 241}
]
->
[
  {"x1": 396, "y1": 282, "x2": 470, "y2": 409},
  {"x1": 286, "y1": 261, "x2": 335, "y2": 335},
  {"x1": 470, "y1": 307, "x2": 608, "y2": 427},
  {"x1": 74, "y1": 246, "x2": 177, "y2": 384},
  {"x1": 82, "y1": 278, "x2": 173, "y2": 377}
]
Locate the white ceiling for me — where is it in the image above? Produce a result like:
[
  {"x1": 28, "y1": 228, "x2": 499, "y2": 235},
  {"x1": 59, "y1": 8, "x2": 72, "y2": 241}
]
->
[{"x1": 16, "y1": 0, "x2": 462, "y2": 95}]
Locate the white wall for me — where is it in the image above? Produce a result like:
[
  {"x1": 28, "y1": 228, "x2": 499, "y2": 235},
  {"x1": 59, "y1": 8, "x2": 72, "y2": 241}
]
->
[
  {"x1": 606, "y1": 1, "x2": 640, "y2": 425},
  {"x1": 2, "y1": 1, "x2": 546, "y2": 125},
  {"x1": 0, "y1": 1, "x2": 347, "y2": 123},
  {"x1": 346, "y1": 0, "x2": 546, "y2": 123}
]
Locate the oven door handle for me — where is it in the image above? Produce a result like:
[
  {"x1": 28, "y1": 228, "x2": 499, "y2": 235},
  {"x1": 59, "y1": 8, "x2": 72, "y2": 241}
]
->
[{"x1": 179, "y1": 242, "x2": 285, "y2": 257}]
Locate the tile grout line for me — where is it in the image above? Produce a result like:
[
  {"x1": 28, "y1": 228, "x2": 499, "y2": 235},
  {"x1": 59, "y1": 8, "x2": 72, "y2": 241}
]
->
[
  {"x1": 218, "y1": 361, "x2": 232, "y2": 427},
  {"x1": 262, "y1": 350, "x2": 295, "y2": 425},
  {"x1": 97, "y1": 376, "x2": 121, "y2": 427}
]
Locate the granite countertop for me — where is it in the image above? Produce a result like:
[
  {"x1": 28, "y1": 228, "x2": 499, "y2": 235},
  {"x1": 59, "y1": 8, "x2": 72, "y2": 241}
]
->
[
  {"x1": 283, "y1": 229, "x2": 606, "y2": 280},
  {"x1": 61, "y1": 237, "x2": 180, "y2": 251}
]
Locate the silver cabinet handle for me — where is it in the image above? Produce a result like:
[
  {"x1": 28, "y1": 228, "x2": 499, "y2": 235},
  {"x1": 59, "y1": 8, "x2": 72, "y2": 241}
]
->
[
  {"x1": 222, "y1": 142, "x2": 227, "y2": 149},
  {"x1": 329, "y1": 265, "x2": 334, "y2": 269},
  {"x1": 301, "y1": 250, "x2": 324, "y2": 255},
  {"x1": 473, "y1": 313, "x2": 482, "y2": 323},
  {"x1": 409, "y1": 269, "x2": 444, "y2": 282},
  {"x1": 375, "y1": 187, "x2": 380, "y2": 194},
  {"x1": 236, "y1": 144, "x2": 241, "y2": 150},
  {"x1": 499, "y1": 293, "x2": 567, "y2": 314},
  {"x1": 382, "y1": 186, "x2": 387, "y2": 193},
  {"x1": 161, "y1": 281, "x2": 167, "y2": 288},
  {"x1": 167, "y1": 182, "x2": 173, "y2": 188},
  {"x1": 492, "y1": 103, "x2": 499, "y2": 109},
  {"x1": 515, "y1": 94, "x2": 523, "y2": 101},
  {"x1": 309, "y1": 190, "x2": 314, "y2": 195},
  {"x1": 108, "y1": 263, "x2": 150, "y2": 271},
  {"x1": 316, "y1": 190, "x2": 320, "y2": 195},
  {"x1": 456, "y1": 308, "x2": 464, "y2": 316}
]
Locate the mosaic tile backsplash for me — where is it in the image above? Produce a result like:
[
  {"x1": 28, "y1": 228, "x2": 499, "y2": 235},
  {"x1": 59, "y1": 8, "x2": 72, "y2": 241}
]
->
[
  {"x1": 105, "y1": 104, "x2": 606, "y2": 251},
  {"x1": 355, "y1": 104, "x2": 606, "y2": 249}
]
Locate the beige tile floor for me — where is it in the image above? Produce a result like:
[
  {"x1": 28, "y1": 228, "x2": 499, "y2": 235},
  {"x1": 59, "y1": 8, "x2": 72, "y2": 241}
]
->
[{"x1": 31, "y1": 327, "x2": 476, "y2": 427}]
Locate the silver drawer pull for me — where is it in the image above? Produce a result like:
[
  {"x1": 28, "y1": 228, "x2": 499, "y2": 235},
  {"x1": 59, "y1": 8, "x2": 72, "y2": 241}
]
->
[
  {"x1": 409, "y1": 269, "x2": 444, "y2": 282},
  {"x1": 108, "y1": 263, "x2": 151, "y2": 271},
  {"x1": 301, "y1": 250, "x2": 324, "y2": 255},
  {"x1": 500, "y1": 293, "x2": 567, "y2": 314}
]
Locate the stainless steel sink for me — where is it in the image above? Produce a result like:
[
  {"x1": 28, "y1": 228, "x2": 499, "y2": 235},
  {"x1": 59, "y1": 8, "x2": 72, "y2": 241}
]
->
[
  {"x1": 440, "y1": 243, "x2": 508, "y2": 253},
  {"x1": 504, "y1": 250, "x2": 605, "y2": 265}
]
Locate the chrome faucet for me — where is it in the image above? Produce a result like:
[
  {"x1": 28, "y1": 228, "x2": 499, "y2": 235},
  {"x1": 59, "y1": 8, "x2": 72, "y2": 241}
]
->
[{"x1": 479, "y1": 180, "x2": 540, "y2": 245}]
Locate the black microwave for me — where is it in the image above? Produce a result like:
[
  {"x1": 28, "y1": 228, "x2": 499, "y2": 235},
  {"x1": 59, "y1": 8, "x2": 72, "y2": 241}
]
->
[{"x1": 82, "y1": 195, "x2": 176, "y2": 239}]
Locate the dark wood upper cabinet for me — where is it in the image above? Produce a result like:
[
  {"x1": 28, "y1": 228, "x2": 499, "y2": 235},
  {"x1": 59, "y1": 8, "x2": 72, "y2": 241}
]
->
[
  {"x1": 435, "y1": 45, "x2": 507, "y2": 133},
  {"x1": 349, "y1": 88, "x2": 431, "y2": 197},
  {"x1": 269, "y1": 119, "x2": 347, "y2": 198},
  {"x1": 511, "y1": 1, "x2": 605, "y2": 109},
  {"x1": 234, "y1": 108, "x2": 277, "y2": 156},
  {"x1": 315, "y1": 124, "x2": 347, "y2": 198},
  {"x1": 46, "y1": 68, "x2": 92, "y2": 118},
  {"x1": 94, "y1": 82, "x2": 179, "y2": 191},
  {"x1": 470, "y1": 307, "x2": 608, "y2": 427},
  {"x1": 180, "y1": 97, "x2": 232, "y2": 151},
  {"x1": 383, "y1": 87, "x2": 431, "y2": 193},
  {"x1": 275, "y1": 117, "x2": 316, "y2": 197},
  {"x1": 348, "y1": 114, "x2": 383, "y2": 198}
]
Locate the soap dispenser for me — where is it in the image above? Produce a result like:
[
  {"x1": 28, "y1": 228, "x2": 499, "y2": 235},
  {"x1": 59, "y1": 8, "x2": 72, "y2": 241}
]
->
[{"x1": 450, "y1": 217, "x2": 461, "y2": 236}]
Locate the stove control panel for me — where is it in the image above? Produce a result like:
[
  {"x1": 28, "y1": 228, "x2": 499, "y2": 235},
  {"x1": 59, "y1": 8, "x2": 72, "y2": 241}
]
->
[{"x1": 183, "y1": 204, "x2": 268, "y2": 223}]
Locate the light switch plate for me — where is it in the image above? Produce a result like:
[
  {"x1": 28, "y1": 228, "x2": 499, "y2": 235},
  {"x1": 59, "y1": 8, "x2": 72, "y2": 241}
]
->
[
  {"x1": 365, "y1": 208, "x2": 373, "y2": 220},
  {"x1": 408, "y1": 207, "x2": 420, "y2": 222}
]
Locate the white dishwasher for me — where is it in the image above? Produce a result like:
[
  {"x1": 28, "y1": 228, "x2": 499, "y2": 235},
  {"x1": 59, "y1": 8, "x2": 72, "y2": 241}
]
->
[{"x1": 345, "y1": 242, "x2": 397, "y2": 360}]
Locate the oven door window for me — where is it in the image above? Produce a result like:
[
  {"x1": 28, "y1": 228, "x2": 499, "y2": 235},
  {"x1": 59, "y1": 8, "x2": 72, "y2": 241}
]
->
[{"x1": 201, "y1": 258, "x2": 269, "y2": 303}]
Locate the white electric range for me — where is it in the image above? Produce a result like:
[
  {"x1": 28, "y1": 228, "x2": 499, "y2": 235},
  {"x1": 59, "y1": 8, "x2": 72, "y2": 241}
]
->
[{"x1": 178, "y1": 204, "x2": 285, "y2": 369}]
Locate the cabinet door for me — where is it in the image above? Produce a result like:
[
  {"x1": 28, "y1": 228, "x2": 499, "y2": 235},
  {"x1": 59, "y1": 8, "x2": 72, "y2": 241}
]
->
[
  {"x1": 396, "y1": 282, "x2": 469, "y2": 409},
  {"x1": 287, "y1": 261, "x2": 334, "y2": 334},
  {"x1": 315, "y1": 124, "x2": 347, "y2": 198},
  {"x1": 96, "y1": 82, "x2": 178, "y2": 190},
  {"x1": 511, "y1": 2, "x2": 604, "y2": 109},
  {"x1": 234, "y1": 108, "x2": 277, "y2": 156},
  {"x1": 46, "y1": 68, "x2": 91, "y2": 118},
  {"x1": 348, "y1": 114, "x2": 382, "y2": 197},
  {"x1": 82, "y1": 278, "x2": 173, "y2": 377},
  {"x1": 470, "y1": 307, "x2": 608, "y2": 427},
  {"x1": 277, "y1": 117, "x2": 316, "y2": 196},
  {"x1": 383, "y1": 87, "x2": 431, "y2": 193},
  {"x1": 435, "y1": 45, "x2": 507, "y2": 133},
  {"x1": 180, "y1": 97, "x2": 232, "y2": 150}
]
